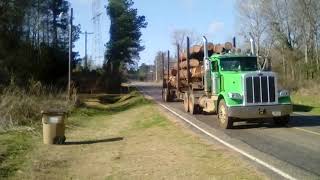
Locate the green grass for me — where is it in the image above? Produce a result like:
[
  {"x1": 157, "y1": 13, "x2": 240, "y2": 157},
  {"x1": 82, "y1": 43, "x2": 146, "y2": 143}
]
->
[
  {"x1": 82, "y1": 92, "x2": 149, "y2": 112},
  {"x1": 292, "y1": 94, "x2": 320, "y2": 115},
  {"x1": 133, "y1": 113, "x2": 169, "y2": 130},
  {"x1": 69, "y1": 91, "x2": 151, "y2": 127},
  {"x1": 0, "y1": 131, "x2": 34, "y2": 178}
]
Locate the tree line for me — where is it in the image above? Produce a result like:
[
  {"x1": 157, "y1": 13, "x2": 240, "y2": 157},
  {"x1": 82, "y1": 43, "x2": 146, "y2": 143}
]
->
[
  {"x1": 237, "y1": 0, "x2": 320, "y2": 87},
  {"x1": 0, "y1": 0, "x2": 148, "y2": 93},
  {"x1": 0, "y1": 0, "x2": 80, "y2": 87}
]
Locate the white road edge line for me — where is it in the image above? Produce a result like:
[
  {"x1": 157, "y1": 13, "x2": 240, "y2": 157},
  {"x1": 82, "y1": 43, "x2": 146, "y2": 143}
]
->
[
  {"x1": 293, "y1": 112, "x2": 309, "y2": 116},
  {"x1": 293, "y1": 127, "x2": 320, "y2": 136},
  {"x1": 292, "y1": 112, "x2": 320, "y2": 136},
  {"x1": 158, "y1": 103, "x2": 297, "y2": 180},
  {"x1": 138, "y1": 87, "x2": 297, "y2": 180}
]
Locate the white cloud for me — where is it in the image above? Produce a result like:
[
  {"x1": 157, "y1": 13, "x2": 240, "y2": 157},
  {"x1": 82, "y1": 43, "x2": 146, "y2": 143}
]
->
[{"x1": 208, "y1": 20, "x2": 224, "y2": 34}]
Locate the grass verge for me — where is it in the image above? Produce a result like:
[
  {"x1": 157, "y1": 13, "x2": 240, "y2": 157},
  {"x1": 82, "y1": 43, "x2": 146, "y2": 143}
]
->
[
  {"x1": 292, "y1": 94, "x2": 320, "y2": 115},
  {"x1": 5, "y1": 91, "x2": 265, "y2": 179},
  {"x1": 291, "y1": 84, "x2": 320, "y2": 115},
  {"x1": 0, "y1": 131, "x2": 34, "y2": 178}
]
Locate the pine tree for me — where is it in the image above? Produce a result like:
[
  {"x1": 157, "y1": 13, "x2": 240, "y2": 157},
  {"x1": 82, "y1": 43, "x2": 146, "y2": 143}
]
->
[{"x1": 104, "y1": 0, "x2": 147, "y2": 91}]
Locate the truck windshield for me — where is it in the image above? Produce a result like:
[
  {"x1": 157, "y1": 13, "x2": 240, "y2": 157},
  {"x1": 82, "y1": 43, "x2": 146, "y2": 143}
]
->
[{"x1": 220, "y1": 57, "x2": 258, "y2": 71}]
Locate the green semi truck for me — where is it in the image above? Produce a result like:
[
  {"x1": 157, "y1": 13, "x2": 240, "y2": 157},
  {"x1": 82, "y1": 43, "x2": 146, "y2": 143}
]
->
[{"x1": 162, "y1": 36, "x2": 292, "y2": 129}]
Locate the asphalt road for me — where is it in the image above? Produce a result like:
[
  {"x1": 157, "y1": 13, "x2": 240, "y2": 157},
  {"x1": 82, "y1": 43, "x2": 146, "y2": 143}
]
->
[{"x1": 135, "y1": 82, "x2": 320, "y2": 180}]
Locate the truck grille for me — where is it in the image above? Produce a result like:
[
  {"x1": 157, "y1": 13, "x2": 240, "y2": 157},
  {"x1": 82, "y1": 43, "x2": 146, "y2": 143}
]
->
[{"x1": 245, "y1": 75, "x2": 276, "y2": 104}]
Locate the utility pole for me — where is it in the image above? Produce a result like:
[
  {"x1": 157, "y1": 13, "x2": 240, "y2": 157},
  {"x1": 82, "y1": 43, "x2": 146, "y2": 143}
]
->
[
  {"x1": 68, "y1": 8, "x2": 73, "y2": 100},
  {"x1": 162, "y1": 52, "x2": 165, "y2": 81},
  {"x1": 155, "y1": 59, "x2": 158, "y2": 81},
  {"x1": 81, "y1": 31, "x2": 94, "y2": 70},
  {"x1": 167, "y1": 50, "x2": 170, "y2": 81}
]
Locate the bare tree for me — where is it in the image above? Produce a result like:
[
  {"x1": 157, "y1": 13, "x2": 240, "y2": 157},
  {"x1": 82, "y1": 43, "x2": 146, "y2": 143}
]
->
[
  {"x1": 154, "y1": 51, "x2": 165, "y2": 81},
  {"x1": 236, "y1": 0, "x2": 269, "y2": 57},
  {"x1": 236, "y1": 0, "x2": 320, "y2": 84},
  {"x1": 171, "y1": 29, "x2": 201, "y2": 51}
]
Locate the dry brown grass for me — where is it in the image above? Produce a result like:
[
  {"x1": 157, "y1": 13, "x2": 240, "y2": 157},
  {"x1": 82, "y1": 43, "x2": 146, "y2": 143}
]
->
[
  {"x1": 294, "y1": 83, "x2": 320, "y2": 96},
  {"x1": 0, "y1": 81, "x2": 75, "y2": 131}
]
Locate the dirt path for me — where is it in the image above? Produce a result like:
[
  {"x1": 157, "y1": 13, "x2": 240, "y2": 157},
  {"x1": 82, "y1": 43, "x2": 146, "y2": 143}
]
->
[{"x1": 13, "y1": 93, "x2": 266, "y2": 179}]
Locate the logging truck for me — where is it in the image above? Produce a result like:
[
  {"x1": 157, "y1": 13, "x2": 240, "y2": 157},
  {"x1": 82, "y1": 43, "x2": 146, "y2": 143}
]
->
[{"x1": 162, "y1": 36, "x2": 292, "y2": 129}]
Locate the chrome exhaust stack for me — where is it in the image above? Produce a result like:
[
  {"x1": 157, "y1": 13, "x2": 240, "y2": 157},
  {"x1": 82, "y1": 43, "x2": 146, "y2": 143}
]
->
[
  {"x1": 250, "y1": 36, "x2": 255, "y2": 55},
  {"x1": 233, "y1": 37, "x2": 236, "y2": 48},
  {"x1": 203, "y1": 36, "x2": 209, "y2": 59},
  {"x1": 203, "y1": 36, "x2": 211, "y2": 94}
]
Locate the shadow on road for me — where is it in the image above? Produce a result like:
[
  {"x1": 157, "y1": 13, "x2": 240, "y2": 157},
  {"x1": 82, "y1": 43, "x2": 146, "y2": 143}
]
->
[
  {"x1": 290, "y1": 115, "x2": 320, "y2": 128},
  {"x1": 232, "y1": 119, "x2": 277, "y2": 130},
  {"x1": 231, "y1": 115, "x2": 320, "y2": 129},
  {"x1": 198, "y1": 113, "x2": 320, "y2": 130},
  {"x1": 64, "y1": 137, "x2": 124, "y2": 145}
]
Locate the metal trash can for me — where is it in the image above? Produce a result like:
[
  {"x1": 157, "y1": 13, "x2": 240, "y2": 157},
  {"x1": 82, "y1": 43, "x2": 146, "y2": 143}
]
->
[{"x1": 41, "y1": 110, "x2": 66, "y2": 145}]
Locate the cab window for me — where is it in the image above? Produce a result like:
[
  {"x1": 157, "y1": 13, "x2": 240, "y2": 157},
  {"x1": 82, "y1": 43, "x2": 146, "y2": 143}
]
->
[{"x1": 220, "y1": 57, "x2": 258, "y2": 71}]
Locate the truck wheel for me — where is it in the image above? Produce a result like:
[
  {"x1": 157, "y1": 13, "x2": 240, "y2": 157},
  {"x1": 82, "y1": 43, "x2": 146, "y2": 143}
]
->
[
  {"x1": 189, "y1": 93, "x2": 197, "y2": 114},
  {"x1": 183, "y1": 92, "x2": 189, "y2": 112},
  {"x1": 161, "y1": 89, "x2": 164, "y2": 101},
  {"x1": 218, "y1": 99, "x2": 233, "y2": 129},
  {"x1": 274, "y1": 116, "x2": 290, "y2": 126}
]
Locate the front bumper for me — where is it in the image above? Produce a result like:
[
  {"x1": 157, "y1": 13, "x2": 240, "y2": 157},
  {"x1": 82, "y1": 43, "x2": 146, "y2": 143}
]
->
[{"x1": 228, "y1": 104, "x2": 292, "y2": 119}]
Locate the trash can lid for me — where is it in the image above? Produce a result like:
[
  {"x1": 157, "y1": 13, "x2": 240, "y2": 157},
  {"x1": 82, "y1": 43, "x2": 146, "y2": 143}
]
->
[{"x1": 41, "y1": 109, "x2": 67, "y2": 115}]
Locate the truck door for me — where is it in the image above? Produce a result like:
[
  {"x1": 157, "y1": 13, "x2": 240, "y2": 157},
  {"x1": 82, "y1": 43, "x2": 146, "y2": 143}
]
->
[{"x1": 211, "y1": 61, "x2": 220, "y2": 95}]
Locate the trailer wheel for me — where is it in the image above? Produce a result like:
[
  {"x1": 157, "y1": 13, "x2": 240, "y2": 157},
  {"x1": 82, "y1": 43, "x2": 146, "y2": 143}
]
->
[
  {"x1": 183, "y1": 92, "x2": 189, "y2": 112},
  {"x1": 161, "y1": 88, "x2": 166, "y2": 101},
  {"x1": 189, "y1": 93, "x2": 197, "y2": 114},
  {"x1": 163, "y1": 88, "x2": 170, "y2": 102},
  {"x1": 218, "y1": 99, "x2": 233, "y2": 129}
]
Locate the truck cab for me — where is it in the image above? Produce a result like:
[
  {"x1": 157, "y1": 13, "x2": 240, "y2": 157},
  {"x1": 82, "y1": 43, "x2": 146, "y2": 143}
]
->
[{"x1": 207, "y1": 54, "x2": 292, "y2": 128}]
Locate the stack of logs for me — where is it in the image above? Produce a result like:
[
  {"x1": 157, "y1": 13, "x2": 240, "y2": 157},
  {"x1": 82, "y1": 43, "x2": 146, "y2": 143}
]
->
[{"x1": 165, "y1": 42, "x2": 233, "y2": 88}]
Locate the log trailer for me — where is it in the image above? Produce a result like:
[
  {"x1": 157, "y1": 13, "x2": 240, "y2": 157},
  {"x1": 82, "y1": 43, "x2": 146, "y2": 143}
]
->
[{"x1": 162, "y1": 36, "x2": 292, "y2": 129}]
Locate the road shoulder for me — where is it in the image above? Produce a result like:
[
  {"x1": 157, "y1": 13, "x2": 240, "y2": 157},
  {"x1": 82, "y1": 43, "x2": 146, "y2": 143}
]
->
[{"x1": 12, "y1": 92, "x2": 265, "y2": 179}]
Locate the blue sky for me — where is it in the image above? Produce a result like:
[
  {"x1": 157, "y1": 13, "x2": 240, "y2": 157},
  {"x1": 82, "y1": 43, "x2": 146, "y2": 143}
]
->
[{"x1": 69, "y1": 0, "x2": 237, "y2": 66}]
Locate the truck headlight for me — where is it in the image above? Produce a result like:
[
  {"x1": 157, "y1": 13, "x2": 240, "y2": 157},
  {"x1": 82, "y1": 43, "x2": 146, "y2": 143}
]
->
[
  {"x1": 278, "y1": 90, "x2": 290, "y2": 97},
  {"x1": 228, "y1": 93, "x2": 243, "y2": 100}
]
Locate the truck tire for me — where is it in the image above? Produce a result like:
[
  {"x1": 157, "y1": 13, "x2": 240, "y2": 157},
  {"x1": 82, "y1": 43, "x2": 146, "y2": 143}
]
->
[
  {"x1": 218, "y1": 99, "x2": 233, "y2": 129},
  {"x1": 161, "y1": 89, "x2": 164, "y2": 101},
  {"x1": 189, "y1": 93, "x2": 197, "y2": 114},
  {"x1": 274, "y1": 116, "x2": 290, "y2": 126},
  {"x1": 183, "y1": 92, "x2": 189, "y2": 112}
]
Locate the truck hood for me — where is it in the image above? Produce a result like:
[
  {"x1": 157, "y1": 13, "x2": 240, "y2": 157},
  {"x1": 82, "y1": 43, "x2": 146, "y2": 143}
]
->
[{"x1": 220, "y1": 72, "x2": 245, "y2": 94}]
